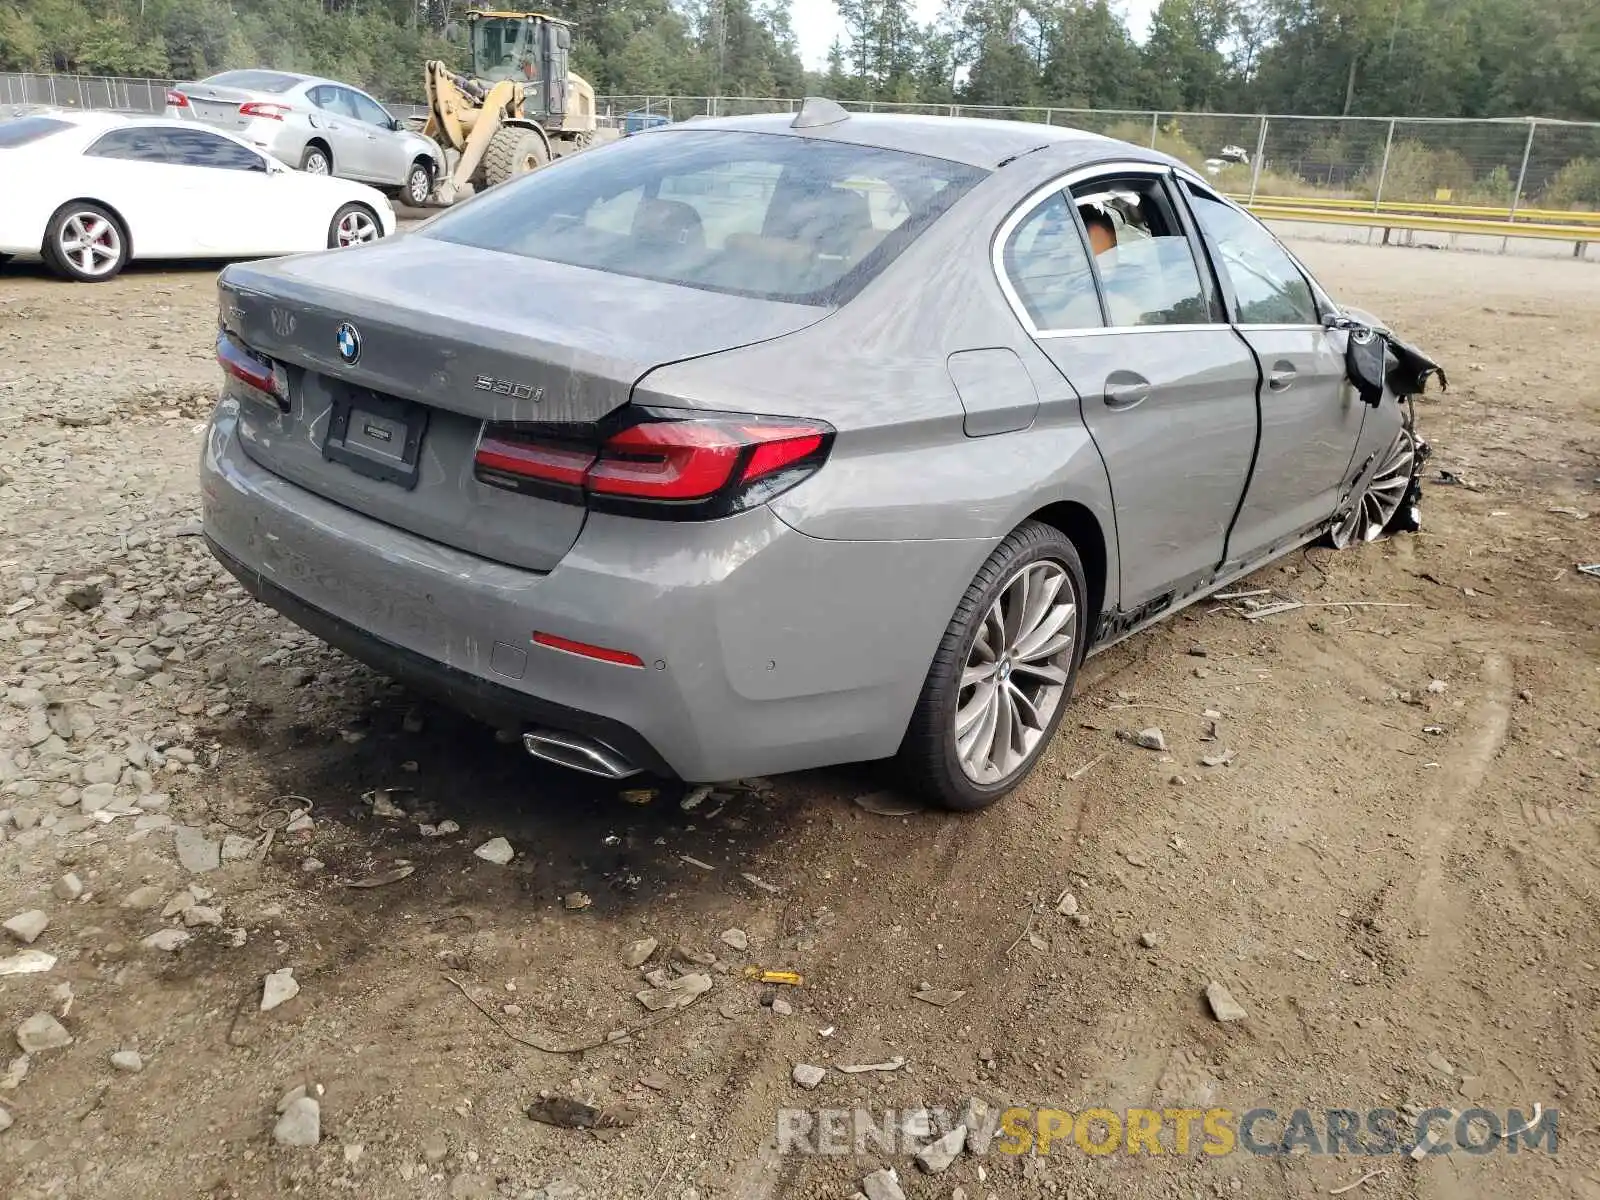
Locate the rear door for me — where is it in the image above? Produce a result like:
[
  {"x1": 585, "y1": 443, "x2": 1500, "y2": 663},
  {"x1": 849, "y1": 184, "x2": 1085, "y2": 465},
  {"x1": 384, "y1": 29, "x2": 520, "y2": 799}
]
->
[
  {"x1": 999, "y1": 163, "x2": 1261, "y2": 611},
  {"x1": 1180, "y1": 180, "x2": 1362, "y2": 564}
]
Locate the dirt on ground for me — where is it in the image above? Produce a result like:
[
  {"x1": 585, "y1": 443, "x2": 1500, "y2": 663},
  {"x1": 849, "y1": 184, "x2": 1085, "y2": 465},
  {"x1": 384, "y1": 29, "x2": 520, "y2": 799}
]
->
[{"x1": 0, "y1": 241, "x2": 1597, "y2": 1200}]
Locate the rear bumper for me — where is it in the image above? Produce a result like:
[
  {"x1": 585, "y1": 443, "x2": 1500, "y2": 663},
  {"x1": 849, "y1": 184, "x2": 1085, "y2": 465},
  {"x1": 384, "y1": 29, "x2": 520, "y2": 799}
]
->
[
  {"x1": 207, "y1": 535, "x2": 675, "y2": 776},
  {"x1": 200, "y1": 399, "x2": 994, "y2": 781}
]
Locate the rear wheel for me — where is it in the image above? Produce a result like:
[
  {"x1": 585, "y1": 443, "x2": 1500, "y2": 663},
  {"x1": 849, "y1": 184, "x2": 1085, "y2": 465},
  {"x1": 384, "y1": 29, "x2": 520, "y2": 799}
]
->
[
  {"x1": 482, "y1": 126, "x2": 548, "y2": 188},
  {"x1": 898, "y1": 521, "x2": 1087, "y2": 811},
  {"x1": 43, "y1": 202, "x2": 127, "y2": 282},
  {"x1": 403, "y1": 160, "x2": 433, "y2": 207},
  {"x1": 328, "y1": 203, "x2": 382, "y2": 249},
  {"x1": 300, "y1": 143, "x2": 332, "y2": 175}
]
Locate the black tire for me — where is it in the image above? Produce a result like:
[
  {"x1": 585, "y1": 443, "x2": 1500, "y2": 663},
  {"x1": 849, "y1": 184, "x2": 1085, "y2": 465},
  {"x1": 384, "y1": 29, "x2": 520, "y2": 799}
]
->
[
  {"x1": 482, "y1": 126, "x2": 548, "y2": 188},
  {"x1": 42, "y1": 201, "x2": 128, "y2": 283},
  {"x1": 327, "y1": 203, "x2": 383, "y2": 249},
  {"x1": 403, "y1": 159, "x2": 433, "y2": 207},
  {"x1": 300, "y1": 143, "x2": 332, "y2": 175},
  {"x1": 0, "y1": 252, "x2": 12, "y2": 267},
  {"x1": 898, "y1": 521, "x2": 1088, "y2": 811}
]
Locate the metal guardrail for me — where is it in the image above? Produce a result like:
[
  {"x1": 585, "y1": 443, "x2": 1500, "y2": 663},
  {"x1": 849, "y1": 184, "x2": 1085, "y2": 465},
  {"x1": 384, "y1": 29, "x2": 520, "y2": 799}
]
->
[{"x1": 1237, "y1": 193, "x2": 1600, "y2": 225}]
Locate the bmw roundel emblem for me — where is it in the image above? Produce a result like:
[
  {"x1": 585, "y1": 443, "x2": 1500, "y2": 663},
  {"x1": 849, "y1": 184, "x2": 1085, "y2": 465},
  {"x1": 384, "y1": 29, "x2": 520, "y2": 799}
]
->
[{"x1": 335, "y1": 321, "x2": 361, "y2": 365}]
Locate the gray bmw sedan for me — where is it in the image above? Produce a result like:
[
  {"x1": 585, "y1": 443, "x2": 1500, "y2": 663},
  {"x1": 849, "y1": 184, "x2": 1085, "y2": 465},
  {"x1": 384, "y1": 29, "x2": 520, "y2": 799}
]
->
[{"x1": 201, "y1": 98, "x2": 1437, "y2": 809}]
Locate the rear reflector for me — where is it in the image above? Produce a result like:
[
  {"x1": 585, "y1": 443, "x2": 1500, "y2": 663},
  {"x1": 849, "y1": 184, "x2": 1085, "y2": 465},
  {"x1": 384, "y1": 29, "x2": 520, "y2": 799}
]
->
[
  {"x1": 239, "y1": 101, "x2": 290, "y2": 121},
  {"x1": 473, "y1": 409, "x2": 833, "y2": 520},
  {"x1": 532, "y1": 632, "x2": 645, "y2": 668},
  {"x1": 165, "y1": 90, "x2": 189, "y2": 109}
]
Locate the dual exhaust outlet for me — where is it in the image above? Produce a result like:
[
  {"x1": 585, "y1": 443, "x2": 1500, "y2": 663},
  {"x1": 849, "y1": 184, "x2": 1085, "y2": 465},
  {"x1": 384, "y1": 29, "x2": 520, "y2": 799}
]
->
[{"x1": 521, "y1": 728, "x2": 641, "y2": 780}]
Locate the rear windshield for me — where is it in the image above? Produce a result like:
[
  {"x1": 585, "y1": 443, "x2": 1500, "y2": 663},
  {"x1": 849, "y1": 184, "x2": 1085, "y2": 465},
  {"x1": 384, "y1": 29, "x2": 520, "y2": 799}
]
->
[
  {"x1": 199, "y1": 71, "x2": 300, "y2": 93},
  {"x1": 0, "y1": 116, "x2": 71, "y2": 148},
  {"x1": 421, "y1": 130, "x2": 986, "y2": 306}
]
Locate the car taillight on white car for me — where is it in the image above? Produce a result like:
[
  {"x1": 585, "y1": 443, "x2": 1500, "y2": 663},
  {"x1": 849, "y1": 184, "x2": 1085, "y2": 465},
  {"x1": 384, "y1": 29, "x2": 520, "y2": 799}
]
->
[
  {"x1": 239, "y1": 102, "x2": 291, "y2": 121},
  {"x1": 474, "y1": 409, "x2": 834, "y2": 520}
]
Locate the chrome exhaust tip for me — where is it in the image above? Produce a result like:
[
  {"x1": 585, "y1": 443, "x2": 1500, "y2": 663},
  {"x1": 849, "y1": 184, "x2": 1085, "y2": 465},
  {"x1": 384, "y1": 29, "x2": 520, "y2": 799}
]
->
[{"x1": 521, "y1": 729, "x2": 641, "y2": 779}]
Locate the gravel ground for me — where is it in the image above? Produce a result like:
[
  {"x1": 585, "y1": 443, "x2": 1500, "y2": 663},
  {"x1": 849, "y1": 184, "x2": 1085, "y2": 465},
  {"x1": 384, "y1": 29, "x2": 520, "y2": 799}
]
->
[{"x1": 0, "y1": 242, "x2": 1597, "y2": 1200}]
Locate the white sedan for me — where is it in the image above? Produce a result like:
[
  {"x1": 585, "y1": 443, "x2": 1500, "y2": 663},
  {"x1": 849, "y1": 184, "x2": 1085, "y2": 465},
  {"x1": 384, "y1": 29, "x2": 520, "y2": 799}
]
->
[{"x1": 0, "y1": 111, "x2": 396, "y2": 282}]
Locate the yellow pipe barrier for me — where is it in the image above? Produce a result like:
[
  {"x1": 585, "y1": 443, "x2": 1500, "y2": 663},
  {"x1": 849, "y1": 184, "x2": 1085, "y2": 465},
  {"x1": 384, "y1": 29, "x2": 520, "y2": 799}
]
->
[
  {"x1": 1229, "y1": 193, "x2": 1600, "y2": 226},
  {"x1": 1248, "y1": 203, "x2": 1597, "y2": 245}
]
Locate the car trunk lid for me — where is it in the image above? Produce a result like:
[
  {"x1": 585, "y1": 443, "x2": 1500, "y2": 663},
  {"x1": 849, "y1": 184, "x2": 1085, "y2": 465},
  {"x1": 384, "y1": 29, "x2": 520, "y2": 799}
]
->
[
  {"x1": 175, "y1": 82, "x2": 262, "y2": 128},
  {"x1": 217, "y1": 236, "x2": 829, "y2": 573}
]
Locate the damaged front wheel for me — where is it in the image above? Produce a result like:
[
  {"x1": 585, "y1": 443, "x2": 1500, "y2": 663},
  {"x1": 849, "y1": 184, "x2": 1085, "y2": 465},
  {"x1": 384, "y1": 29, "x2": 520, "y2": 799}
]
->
[{"x1": 1331, "y1": 428, "x2": 1417, "y2": 549}]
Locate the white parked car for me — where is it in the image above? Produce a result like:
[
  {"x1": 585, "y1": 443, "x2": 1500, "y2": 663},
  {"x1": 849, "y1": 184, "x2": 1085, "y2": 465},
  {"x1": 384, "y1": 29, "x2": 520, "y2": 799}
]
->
[{"x1": 0, "y1": 111, "x2": 396, "y2": 282}]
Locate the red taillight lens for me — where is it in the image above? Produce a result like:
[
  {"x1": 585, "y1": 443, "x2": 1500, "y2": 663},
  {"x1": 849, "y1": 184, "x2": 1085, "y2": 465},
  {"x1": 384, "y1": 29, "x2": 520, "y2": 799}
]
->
[
  {"x1": 217, "y1": 331, "x2": 276, "y2": 395},
  {"x1": 473, "y1": 410, "x2": 833, "y2": 519},
  {"x1": 165, "y1": 89, "x2": 189, "y2": 108},
  {"x1": 239, "y1": 102, "x2": 290, "y2": 121}
]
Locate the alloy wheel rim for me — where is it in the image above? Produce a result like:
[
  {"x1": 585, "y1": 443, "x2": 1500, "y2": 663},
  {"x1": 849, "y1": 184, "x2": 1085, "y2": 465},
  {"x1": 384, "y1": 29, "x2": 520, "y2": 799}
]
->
[
  {"x1": 306, "y1": 153, "x2": 330, "y2": 175},
  {"x1": 58, "y1": 213, "x2": 120, "y2": 277},
  {"x1": 407, "y1": 169, "x2": 429, "y2": 205},
  {"x1": 1332, "y1": 428, "x2": 1416, "y2": 548},
  {"x1": 954, "y1": 559, "x2": 1077, "y2": 784},
  {"x1": 336, "y1": 211, "x2": 378, "y2": 247}
]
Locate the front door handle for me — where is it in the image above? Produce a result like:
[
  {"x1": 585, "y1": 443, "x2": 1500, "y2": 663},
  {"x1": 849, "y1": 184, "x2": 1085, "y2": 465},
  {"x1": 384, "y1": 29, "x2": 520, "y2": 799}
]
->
[
  {"x1": 1268, "y1": 360, "x2": 1297, "y2": 391},
  {"x1": 1103, "y1": 370, "x2": 1151, "y2": 410}
]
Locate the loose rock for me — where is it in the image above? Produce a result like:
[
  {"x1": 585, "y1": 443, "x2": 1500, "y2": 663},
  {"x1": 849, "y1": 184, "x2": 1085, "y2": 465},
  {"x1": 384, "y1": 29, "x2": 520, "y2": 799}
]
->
[
  {"x1": 173, "y1": 826, "x2": 221, "y2": 873},
  {"x1": 474, "y1": 837, "x2": 514, "y2": 866},
  {"x1": 792, "y1": 1063, "x2": 826, "y2": 1089},
  {"x1": 719, "y1": 928, "x2": 749, "y2": 951},
  {"x1": 273, "y1": 1096, "x2": 321, "y2": 1147},
  {"x1": 261, "y1": 967, "x2": 300, "y2": 1012},
  {"x1": 16, "y1": 1012, "x2": 72, "y2": 1053},
  {"x1": 1134, "y1": 727, "x2": 1167, "y2": 751},
  {"x1": 915, "y1": 1126, "x2": 966, "y2": 1173},
  {"x1": 1205, "y1": 981, "x2": 1248, "y2": 1022},
  {"x1": 52, "y1": 874, "x2": 83, "y2": 901},
  {"x1": 621, "y1": 937, "x2": 658, "y2": 967},
  {"x1": 563, "y1": 891, "x2": 592, "y2": 912},
  {"x1": 861, "y1": 1168, "x2": 906, "y2": 1200},
  {"x1": 110, "y1": 1050, "x2": 144, "y2": 1073},
  {"x1": 184, "y1": 905, "x2": 224, "y2": 928},
  {"x1": 142, "y1": 929, "x2": 191, "y2": 952},
  {"x1": 3, "y1": 911, "x2": 49, "y2": 945}
]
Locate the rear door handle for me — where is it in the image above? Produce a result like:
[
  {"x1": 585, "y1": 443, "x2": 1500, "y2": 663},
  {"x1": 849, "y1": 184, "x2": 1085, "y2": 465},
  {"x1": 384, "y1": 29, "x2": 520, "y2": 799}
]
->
[
  {"x1": 1103, "y1": 370, "x2": 1151, "y2": 410},
  {"x1": 1268, "y1": 360, "x2": 1297, "y2": 391}
]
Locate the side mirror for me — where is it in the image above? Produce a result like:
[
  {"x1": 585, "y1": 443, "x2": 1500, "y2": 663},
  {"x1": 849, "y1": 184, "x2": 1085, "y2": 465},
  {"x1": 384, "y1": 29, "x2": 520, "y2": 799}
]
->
[{"x1": 390, "y1": 117, "x2": 403, "y2": 131}]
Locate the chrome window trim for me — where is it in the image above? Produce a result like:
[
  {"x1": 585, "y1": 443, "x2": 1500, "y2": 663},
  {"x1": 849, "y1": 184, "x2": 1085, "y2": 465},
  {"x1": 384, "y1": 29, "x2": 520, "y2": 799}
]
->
[{"x1": 992, "y1": 159, "x2": 1233, "y2": 339}]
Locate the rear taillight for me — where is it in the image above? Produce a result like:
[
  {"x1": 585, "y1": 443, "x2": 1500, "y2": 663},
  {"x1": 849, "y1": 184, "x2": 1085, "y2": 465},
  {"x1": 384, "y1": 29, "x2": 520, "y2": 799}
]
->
[
  {"x1": 165, "y1": 89, "x2": 189, "y2": 109},
  {"x1": 473, "y1": 409, "x2": 833, "y2": 519},
  {"x1": 217, "y1": 331, "x2": 285, "y2": 409},
  {"x1": 239, "y1": 102, "x2": 290, "y2": 121}
]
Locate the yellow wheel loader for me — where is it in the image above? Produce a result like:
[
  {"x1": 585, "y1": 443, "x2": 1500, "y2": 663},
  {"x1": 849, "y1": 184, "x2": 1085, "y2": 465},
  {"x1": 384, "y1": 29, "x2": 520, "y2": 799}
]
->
[{"x1": 421, "y1": 10, "x2": 608, "y2": 205}]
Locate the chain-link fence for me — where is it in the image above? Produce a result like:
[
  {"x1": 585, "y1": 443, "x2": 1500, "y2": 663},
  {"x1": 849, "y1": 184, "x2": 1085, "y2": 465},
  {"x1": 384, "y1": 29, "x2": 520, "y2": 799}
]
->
[{"x1": 7, "y1": 72, "x2": 1599, "y2": 215}]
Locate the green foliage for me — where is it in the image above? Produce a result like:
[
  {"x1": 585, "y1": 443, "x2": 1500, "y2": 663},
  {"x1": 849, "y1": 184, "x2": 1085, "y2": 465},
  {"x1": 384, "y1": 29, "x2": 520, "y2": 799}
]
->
[{"x1": 1543, "y1": 158, "x2": 1600, "y2": 208}]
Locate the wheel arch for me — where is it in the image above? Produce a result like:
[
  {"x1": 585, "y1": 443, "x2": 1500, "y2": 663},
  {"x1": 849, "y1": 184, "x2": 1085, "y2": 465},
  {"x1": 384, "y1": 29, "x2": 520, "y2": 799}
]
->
[
  {"x1": 1024, "y1": 500, "x2": 1109, "y2": 646},
  {"x1": 303, "y1": 137, "x2": 333, "y2": 168},
  {"x1": 44, "y1": 197, "x2": 134, "y2": 262}
]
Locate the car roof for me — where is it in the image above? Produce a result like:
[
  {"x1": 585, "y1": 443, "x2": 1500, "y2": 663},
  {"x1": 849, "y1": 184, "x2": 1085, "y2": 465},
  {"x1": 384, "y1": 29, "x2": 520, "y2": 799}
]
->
[
  {"x1": 667, "y1": 109, "x2": 1165, "y2": 171},
  {"x1": 201, "y1": 68, "x2": 317, "y2": 86},
  {"x1": 47, "y1": 111, "x2": 218, "y2": 132}
]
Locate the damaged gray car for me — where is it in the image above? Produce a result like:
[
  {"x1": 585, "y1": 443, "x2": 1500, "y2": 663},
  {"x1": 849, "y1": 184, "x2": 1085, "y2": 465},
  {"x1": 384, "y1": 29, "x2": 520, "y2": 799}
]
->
[{"x1": 200, "y1": 99, "x2": 1443, "y2": 811}]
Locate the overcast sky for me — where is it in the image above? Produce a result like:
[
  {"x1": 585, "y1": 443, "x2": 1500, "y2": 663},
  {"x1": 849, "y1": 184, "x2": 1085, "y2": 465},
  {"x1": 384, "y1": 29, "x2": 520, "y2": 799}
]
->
[{"x1": 789, "y1": 0, "x2": 1162, "y2": 70}]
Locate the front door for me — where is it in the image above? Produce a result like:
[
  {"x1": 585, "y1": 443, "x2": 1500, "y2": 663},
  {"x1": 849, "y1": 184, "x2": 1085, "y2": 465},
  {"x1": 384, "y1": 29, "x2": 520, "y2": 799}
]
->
[
  {"x1": 998, "y1": 166, "x2": 1261, "y2": 612},
  {"x1": 1181, "y1": 182, "x2": 1366, "y2": 565}
]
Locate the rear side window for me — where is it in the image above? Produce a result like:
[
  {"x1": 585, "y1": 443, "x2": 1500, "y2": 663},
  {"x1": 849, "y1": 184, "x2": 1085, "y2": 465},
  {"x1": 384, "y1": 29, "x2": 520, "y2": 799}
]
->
[
  {"x1": 421, "y1": 130, "x2": 986, "y2": 306},
  {"x1": 0, "y1": 116, "x2": 71, "y2": 148},
  {"x1": 1001, "y1": 191, "x2": 1102, "y2": 331},
  {"x1": 202, "y1": 71, "x2": 300, "y2": 94}
]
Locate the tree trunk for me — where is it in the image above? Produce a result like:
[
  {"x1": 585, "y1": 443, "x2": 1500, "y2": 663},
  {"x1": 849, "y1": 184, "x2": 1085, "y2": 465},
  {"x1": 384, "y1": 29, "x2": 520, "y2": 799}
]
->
[{"x1": 1342, "y1": 51, "x2": 1359, "y2": 115}]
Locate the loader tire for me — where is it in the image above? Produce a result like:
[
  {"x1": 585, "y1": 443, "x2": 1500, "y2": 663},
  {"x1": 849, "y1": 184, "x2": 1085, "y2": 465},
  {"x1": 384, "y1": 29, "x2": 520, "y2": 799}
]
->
[{"x1": 483, "y1": 127, "x2": 549, "y2": 189}]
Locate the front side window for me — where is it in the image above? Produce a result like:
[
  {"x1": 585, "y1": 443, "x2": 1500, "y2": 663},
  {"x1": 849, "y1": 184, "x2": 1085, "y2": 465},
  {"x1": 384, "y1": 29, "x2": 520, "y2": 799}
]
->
[
  {"x1": 1185, "y1": 185, "x2": 1319, "y2": 325},
  {"x1": 422, "y1": 130, "x2": 985, "y2": 306},
  {"x1": 1070, "y1": 174, "x2": 1212, "y2": 327},
  {"x1": 350, "y1": 91, "x2": 392, "y2": 129},
  {"x1": 163, "y1": 129, "x2": 266, "y2": 171},
  {"x1": 1001, "y1": 190, "x2": 1102, "y2": 331}
]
